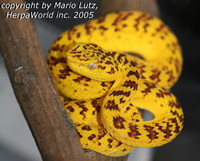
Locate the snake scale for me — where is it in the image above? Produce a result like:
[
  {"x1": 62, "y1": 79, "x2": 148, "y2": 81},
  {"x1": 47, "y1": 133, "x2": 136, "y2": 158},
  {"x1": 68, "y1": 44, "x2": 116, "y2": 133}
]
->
[{"x1": 47, "y1": 11, "x2": 184, "y2": 157}]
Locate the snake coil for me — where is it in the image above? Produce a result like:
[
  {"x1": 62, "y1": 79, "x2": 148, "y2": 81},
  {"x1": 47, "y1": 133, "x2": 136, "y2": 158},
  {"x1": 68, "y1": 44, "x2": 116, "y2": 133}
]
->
[{"x1": 48, "y1": 11, "x2": 184, "y2": 157}]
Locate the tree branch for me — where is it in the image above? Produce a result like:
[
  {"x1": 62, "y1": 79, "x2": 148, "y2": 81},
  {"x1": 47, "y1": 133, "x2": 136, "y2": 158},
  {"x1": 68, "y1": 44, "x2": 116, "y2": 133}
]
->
[
  {"x1": 0, "y1": 0, "x2": 159, "y2": 161},
  {"x1": 99, "y1": 0, "x2": 159, "y2": 16},
  {"x1": 0, "y1": 1, "x2": 86, "y2": 161}
]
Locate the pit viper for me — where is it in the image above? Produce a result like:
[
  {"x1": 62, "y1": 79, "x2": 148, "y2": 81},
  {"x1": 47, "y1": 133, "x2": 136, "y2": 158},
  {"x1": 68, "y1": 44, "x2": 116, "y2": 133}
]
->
[{"x1": 48, "y1": 11, "x2": 184, "y2": 157}]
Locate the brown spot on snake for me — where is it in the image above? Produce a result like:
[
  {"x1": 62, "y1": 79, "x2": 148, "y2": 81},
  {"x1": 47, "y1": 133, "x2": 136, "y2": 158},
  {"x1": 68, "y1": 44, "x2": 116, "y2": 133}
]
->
[
  {"x1": 82, "y1": 125, "x2": 92, "y2": 131},
  {"x1": 113, "y1": 116, "x2": 126, "y2": 129},
  {"x1": 128, "y1": 124, "x2": 141, "y2": 139},
  {"x1": 105, "y1": 100, "x2": 120, "y2": 111},
  {"x1": 144, "y1": 125, "x2": 159, "y2": 141},
  {"x1": 88, "y1": 134, "x2": 96, "y2": 140}
]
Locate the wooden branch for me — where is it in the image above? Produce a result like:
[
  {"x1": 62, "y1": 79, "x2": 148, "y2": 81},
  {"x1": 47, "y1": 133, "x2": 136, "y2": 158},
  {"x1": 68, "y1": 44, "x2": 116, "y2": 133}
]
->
[
  {"x1": 99, "y1": 0, "x2": 159, "y2": 16},
  {"x1": 0, "y1": 0, "x2": 159, "y2": 161},
  {"x1": 0, "y1": 1, "x2": 86, "y2": 161}
]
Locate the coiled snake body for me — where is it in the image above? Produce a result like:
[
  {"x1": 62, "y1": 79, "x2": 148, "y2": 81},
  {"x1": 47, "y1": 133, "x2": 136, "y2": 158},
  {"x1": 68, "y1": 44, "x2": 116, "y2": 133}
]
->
[{"x1": 48, "y1": 11, "x2": 184, "y2": 157}]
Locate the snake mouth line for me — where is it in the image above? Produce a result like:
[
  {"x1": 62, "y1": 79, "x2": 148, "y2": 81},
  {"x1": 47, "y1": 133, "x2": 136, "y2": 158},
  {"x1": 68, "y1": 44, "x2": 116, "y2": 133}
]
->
[{"x1": 124, "y1": 52, "x2": 145, "y2": 60}]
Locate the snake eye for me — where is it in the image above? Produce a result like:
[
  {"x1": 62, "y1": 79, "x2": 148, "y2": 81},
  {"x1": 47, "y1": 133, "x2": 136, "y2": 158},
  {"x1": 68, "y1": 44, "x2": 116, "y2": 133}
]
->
[{"x1": 87, "y1": 63, "x2": 98, "y2": 70}]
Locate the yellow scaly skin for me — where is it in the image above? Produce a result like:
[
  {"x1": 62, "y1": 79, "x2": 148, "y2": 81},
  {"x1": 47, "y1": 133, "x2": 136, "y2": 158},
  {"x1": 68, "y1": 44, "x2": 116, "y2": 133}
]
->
[{"x1": 48, "y1": 11, "x2": 184, "y2": 157}]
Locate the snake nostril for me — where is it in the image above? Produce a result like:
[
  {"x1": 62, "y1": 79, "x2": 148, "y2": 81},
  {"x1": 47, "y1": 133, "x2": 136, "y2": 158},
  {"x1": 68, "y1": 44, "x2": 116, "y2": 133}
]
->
[{"x1": 138, "y1": 109, "x2": 154, "y2": 121}]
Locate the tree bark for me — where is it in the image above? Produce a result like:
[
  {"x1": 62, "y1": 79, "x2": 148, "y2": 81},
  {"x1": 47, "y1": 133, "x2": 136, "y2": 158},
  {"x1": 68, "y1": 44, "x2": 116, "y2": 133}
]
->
[
  {"x1": 0, "y1": 1, "x2": 86, "y2": 161},
  {"x1": 0, "y1": 0, "x2": 159, "y2": 161}
]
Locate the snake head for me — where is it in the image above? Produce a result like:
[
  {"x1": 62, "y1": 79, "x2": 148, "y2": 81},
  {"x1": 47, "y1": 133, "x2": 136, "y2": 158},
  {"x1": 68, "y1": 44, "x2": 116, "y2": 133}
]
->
[{"x1": 66, "y1": 43, "x2": 122, "y2": 82}]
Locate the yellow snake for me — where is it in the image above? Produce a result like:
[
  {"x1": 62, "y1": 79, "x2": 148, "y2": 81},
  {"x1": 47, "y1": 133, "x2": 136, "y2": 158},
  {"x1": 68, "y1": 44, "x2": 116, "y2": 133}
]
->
[{"x1": 47, "y1": 11, "x2": 184, "y2": 157}]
